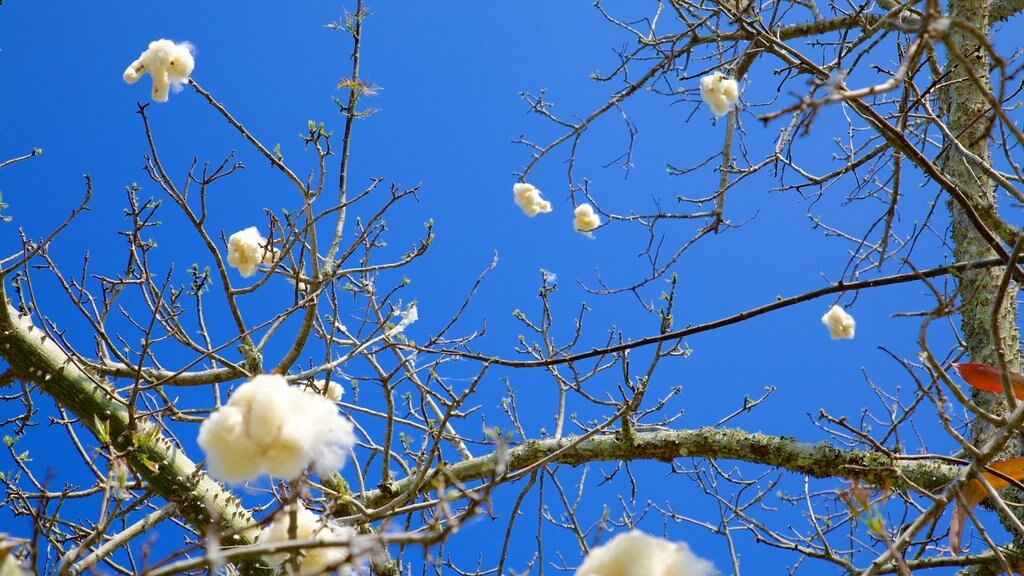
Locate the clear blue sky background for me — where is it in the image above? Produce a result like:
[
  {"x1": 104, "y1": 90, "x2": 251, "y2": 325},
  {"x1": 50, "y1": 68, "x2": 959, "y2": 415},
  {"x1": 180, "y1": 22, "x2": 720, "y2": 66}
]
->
[{"x1": 0, "y1": 1, "x2": 982, "y2": 574}]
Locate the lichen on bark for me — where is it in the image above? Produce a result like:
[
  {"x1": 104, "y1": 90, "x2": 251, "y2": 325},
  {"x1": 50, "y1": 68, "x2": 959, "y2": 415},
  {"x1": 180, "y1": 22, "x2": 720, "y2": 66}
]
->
[{"x1": 945, "y1": 0, "x2": 1024, "y2": 557}]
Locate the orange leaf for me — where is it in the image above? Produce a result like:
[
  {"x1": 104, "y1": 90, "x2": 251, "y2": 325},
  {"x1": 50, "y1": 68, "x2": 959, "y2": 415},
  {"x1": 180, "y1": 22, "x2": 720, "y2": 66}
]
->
[
  {"x1": 950, "y1": 458, "x2": 1024, "y2": 555},
  {"x1": 951, "y1": 363, "x2": 1024, "y2": 400}
]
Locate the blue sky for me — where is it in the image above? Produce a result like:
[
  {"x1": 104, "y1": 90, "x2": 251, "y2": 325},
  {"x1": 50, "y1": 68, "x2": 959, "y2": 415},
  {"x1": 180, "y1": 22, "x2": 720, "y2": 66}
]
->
[{"x1": 0, "y1": 1, "x2": 988, "y2": 574}]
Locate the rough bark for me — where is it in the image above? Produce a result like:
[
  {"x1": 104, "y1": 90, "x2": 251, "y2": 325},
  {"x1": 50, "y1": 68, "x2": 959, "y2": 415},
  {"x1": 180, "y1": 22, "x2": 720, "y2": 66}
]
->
[
  {"x1": 945, "y1": 0, "x2": 1024, "y2": 560},
  {"x1": 354, "y1": 427, "x2": 959, "y2": 512},
  {"x1": 945, "y1": 0, "x2": 1021, "y2": 453}
]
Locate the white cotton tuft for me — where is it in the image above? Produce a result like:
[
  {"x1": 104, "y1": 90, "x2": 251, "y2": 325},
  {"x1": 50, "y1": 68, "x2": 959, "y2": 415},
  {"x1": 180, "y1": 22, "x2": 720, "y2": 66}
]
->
[
  {"x1": 197, "y1": 374, "x2": 356, "y2": 483},
  {"x1": 258, "y1": 502, "x2": 359, "y2": 575},
  {"x1": 576, "y1": 530, "x2": 716, "y2": 576},
  {"x1": 388, "y1": 304, "x2": 418, "y2": 337},
  {"x1": 123, "y1": 39, "x2": 196, "y2": 103},
  {"x1": 227, "y1": 226, "x2": 276, "y2": 278},
  {"x1": 150, "y1": 68, "x2": 171, "y2": 103},
  {"x1": 123, "y1": 66, "x2": 142, "y2": 84},
  {"x1": 514, "y1": 183, "x2": 553, "y2": 217},
  {"x1": 573, "y1": 203, "x2": 601, "y2": 235},
  {"x1": 699, "y1": 72, "x2": 740, "y2": 118},
  {"x1": 166, "y1": 42, "x2": 195, "y2": 81},
  {"x1": 821, "y1": 305, "x2": 856, "y2": 340},
  {"x1": 311, "y1": 379, "x2": 345, "y2": 402},
  {"x1": 195, "y1": 405, "x2": 263, "y2": 482}
]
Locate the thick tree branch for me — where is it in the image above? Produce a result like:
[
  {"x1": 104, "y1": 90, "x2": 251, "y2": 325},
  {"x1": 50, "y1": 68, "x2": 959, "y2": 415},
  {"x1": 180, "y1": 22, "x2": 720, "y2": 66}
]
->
[
  {"x1": 0, "y1": 284, "x2": 261, "y2": 574},
  {"x1": 84, "y1": 362, "x2": 244, "y2": 387},
  {"x1": 991, "y1": 0, "x2": 1024, "y2": 21},
  {"x1": 357, "y1": 427, "x2": 959, "y2": 511}
]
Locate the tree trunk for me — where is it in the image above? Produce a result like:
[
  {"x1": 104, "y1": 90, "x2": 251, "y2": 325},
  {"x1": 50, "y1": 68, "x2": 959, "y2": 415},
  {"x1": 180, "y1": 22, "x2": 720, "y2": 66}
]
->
[
  {"x1": 945, "y1": 0, "x2": 1020, "y2": 443},
  {"x1": 946, "y1": 0, "x2": 1024, "y2": 557}
]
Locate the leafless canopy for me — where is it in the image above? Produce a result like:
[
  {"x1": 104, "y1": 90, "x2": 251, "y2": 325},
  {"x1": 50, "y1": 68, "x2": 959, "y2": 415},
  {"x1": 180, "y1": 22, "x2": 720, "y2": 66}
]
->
[{"x1": 3, "y1": 0, "x2": 1024, "y2": 574}]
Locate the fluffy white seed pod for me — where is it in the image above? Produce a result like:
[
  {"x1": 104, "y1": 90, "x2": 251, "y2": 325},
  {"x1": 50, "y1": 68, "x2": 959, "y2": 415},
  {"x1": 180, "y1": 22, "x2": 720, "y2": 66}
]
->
[
  {"x1": 150, "y1": 68, "x2": 171, "y2": 103},
  {"x1": 259, "y1": 503, "x2": 357, "y2": 575},
  {"x1": 166, "y1": 43, "x2": 195, "y2": 81},
  {"x1": 195, "y1": 405, "x2": 263, "y2": 482},
  {"x1": 227, "y1": 227, "x2": 276, "y2": 278},
  {"x1": 720, "y1": 79, "x2": 739, "y2": 103},
  {"x1": 576, "y1": 530, "x2": 716, "y2": 576},
  {"x1": 821, "y1": 305, "x2": 856, "y2": 340},
  {"x1": 197, "y1": 374, "x2": 356, "y2": 483},
  {"x1": 122, "y1": 39, "x2": 195, "y2": 103},
  {"x1": 513, "y1": 183, "x2": 553, "y2": 217},
  {"x1": 311, "y1": 379, "x2": 345, "y2": 402},
  {"x1": 699, "y1": 72, "x2": 740, "y2": 118},
  {"x1": 573, "y1": 203, "x2": 601, "y2": 235},
  {"x1": 123, "y1": 65, "x2": 142, "y2": 84}
]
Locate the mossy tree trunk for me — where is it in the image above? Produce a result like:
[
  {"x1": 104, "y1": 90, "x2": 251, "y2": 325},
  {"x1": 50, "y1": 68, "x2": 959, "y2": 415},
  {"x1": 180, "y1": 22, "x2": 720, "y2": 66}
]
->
[
  {"x1": 946, "y1": 0, "x2": 1024, "y2": 557},
  {"x1": 945, "y1": 0, "x2": 1020, "y2": 446}
]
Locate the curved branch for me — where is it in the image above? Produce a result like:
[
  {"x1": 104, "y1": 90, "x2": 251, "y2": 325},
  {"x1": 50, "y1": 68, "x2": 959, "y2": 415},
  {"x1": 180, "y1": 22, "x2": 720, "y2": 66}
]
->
[
  {"x1": 358, "y1": 426, "x2": 959, "y2": 510},
  {"x1": 411, "y1": 257, "x2": 1007, "y2": 368}
]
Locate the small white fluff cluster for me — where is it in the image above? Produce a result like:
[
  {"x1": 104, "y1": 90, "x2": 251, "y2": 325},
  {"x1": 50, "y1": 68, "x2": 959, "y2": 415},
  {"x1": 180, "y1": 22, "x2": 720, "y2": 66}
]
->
[
  {"x1": 514, "y1": 183, "x2": 553, "y2": 217},
  {"x1": 312, "y1": 379, "x2": 344, "y2": 402},
  {"x1": 197, "y1": 374, "x2": 355, "y2": 483},
  {"x1": 576, "y1": 530, "x2": 716, "y2": 576},
  {"x1": 259, "y1": 503, "x2": 358, "y2": 575},
  {"x1": 227, "y1": 227, "x2": 277, "y2": 278},
  {"x1": 573, "y1": 204, "x2": 601, "y2": 235},
  {"x1": 699, "y1": 72, "x2": 740, "y2": 118},
  {"x1": 821, "y1": 305, "x2": 856, "y2": 340},
  {"x1": 388, "y1": 304, "x2": 418, "y2": 337},
  {"x1": 123, "y1": 39, "x2": 195, "y2": 103}
]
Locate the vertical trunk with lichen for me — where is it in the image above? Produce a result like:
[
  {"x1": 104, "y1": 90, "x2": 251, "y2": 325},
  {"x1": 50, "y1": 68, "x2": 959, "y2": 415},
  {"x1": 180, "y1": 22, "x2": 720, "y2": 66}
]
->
[
  {"x1": 946, "y1": 0, "x2": 1023, "y2": 556},
  {"x1": 945, "y1": 0, "x2": 1021, "y2": 442}
]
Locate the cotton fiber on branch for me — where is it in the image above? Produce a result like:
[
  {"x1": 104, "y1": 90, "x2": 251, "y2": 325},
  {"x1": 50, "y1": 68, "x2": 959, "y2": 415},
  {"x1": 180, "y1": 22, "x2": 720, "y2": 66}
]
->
[
  {"x1": 197, "y1": 374, "x2": 355, "y2": 483},
  {"x1": 387, "y1": 304, "x2": 418, "y2": 337},
  {"x1": 227, "y1": 227, "x2": 277, "y2": 278},
  {"x1": 312, "y1": 379, "x2": 344, "y2": 402},
  {"x1": 259, "y1": 502, "x2": 358, "y2": 575},
  {"x1": 699, "y1": 72, "x2": 739, "y2": 118},
  {"x1": 514, "y1": 183, "x2": 553, "y2": 217},
  {"x1": 573, "y1": 203, "x2": 601, "y2": 235},
  {"x1": 576, "y1": 530, "x2": 716, "y2": 576},
  {"x1": 821, "y1": 305, "x2": 856, "y2": 340},
  {"x1": 123, "y1": 39, "x2": 195, "y2": 103}
]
